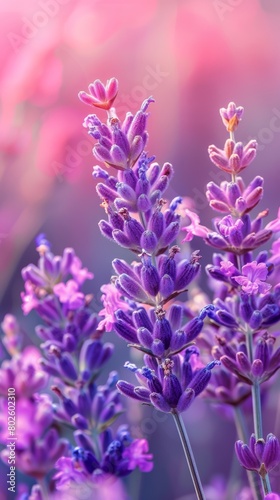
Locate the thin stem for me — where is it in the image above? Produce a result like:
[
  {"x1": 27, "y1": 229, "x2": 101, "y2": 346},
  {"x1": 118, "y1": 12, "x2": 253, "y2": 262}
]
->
[
  {"x1": 245, "y1": 330, "x2": 272, "y2": 495},
  {"x1": 252, "y1": 381, "x2": 263, "y2": 440},
  {"x1": 234, "y1": 406, "x2": 262, "y2": 500},
  {"x1": 261, "y1": 475, "x2": 271, "y2": 496},
  {"x1": 172, "y1": 412, "x2": 206, "y2": 500},
  {"x1": 37, "y1": 478, "x2": 49, "y2": 500}
]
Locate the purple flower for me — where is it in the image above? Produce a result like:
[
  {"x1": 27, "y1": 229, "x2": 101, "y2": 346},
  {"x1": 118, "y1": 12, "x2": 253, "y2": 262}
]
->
[
  {"x1": 98, "y1": 283, "x2": 130, "y2": 332},
  {"x1": 52, "y1": 371, "x2": 120, "y2": 430},
  {"x1": 206, "y1": 176, "x2": 264, "y2": 217},
  {"x1": 117, "y1": 354, "x2": 219, "y2": 413},
  {"x1": 122, "y1": 439, "x2": 153, "y2": 472},
  {"x1": 1, "y1": 314, "x2": 22, "y2": 356},
  {"x1": 266, "y1": 207, "x2": 280, "y2": 233},
  {"x1": 70, "y1": 256, "x2": 94, "y2": 285},
  {"x1": 54, "y1": 426, "x2": 153, "y2": 491},
  {"x1": 0, "y1": 394, "x2": 68, "y2": 479},
  {"x1": 233, "y1": 261, "x2": 271, "y2": 295},
  {"x1": 182, "y1": 209, "x2": 210, "y2": 242},
  {"x1": 82, "y1": 96, "x2": 154, "y2": 171},
  {"x1": 53, "y1": 280, "x2": 85, "y2": 310},
  {"x1": 213, "y1": 333, "x2": 280, "y2": 385},
  {"x1": 0, "y1": 346, "x2": 48, "y2": 397},
  {"x1": 78, "y1": 78, "x2": 118, "y2": 110},
  {"x1": 235, "y1": 433, "x2": 280, "y2": 478},
  {"x1": 219, "y1": 102, "x2": 244, "y2": 132},
  {"x1": 208, "y1": 139, "x2": 257, "y2": 175}
]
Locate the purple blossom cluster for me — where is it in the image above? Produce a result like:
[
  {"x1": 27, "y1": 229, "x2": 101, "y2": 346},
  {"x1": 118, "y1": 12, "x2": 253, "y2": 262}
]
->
[
  {"x1": 77, "y1": 87, "x2": 280, "y2": 498},
  {"x1": 0, "y1": 236, "x2": 153, "y2": 499},
  {"x1": 0, "y1": 80, "x2": 280, "y2": 500}
]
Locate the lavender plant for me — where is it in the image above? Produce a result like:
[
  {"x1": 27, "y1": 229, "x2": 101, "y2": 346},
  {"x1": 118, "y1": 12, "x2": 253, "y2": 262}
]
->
[
  {"x1": 0, "y1": 238, "x2": 153, "y2": 499},
  {"x1": 77, "y1": 80, "x2": 280, "y2": 499},
  {"x1": 0, "y1": 78, "x2": 280, "y2": 500}
]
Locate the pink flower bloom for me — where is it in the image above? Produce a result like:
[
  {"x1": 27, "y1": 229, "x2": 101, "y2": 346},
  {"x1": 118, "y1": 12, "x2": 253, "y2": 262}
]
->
[
  {"x1": 219, "y1": 102, "x2": 244, "y2": 132},
  {"x1": 78, "y1": 78, "x2": 118, "y2": 110},
  {"x1": 220, "y1": 261, "x2": 236, "y2": 277},
  {"x1": 122, "y1": 439, "x2": 153, "y2": 472},
  {"x1": 70, "y1": 256, "x2": 94, "y2": 285},
  {"x1": 233, "y1": 261, "x2": 271, "y2": 295},
  {"x1": 53, "y1": 280, "x2": 85, "y2": 309},
  {"x1": 208, "y1": 139, "x2": 257, "y2": 175},
  {"x1": 21, "y1": 281, "x2": 40, "y2": 314},
  {"x1": 182, "y1": 209, "x2": 210, "y2": 242},
  {"x1": 98, "y1": 283, "x2": 129, "y2": 332}
]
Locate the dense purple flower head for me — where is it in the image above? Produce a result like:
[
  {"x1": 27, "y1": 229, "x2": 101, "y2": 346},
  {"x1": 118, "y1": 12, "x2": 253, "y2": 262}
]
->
[
  {"x1": 54, "y1": 425, "x2": 153, "y2": 492},
  {"x1": 206, "y1": 176, "x2": 264, "y2": 217},
  {"x1": 212, "y1": 332, "x2": 280, "y2": 385},
  {"x1": 82, "y1": 90, "x2": 154, "y2": 171},
  {"x1": 235, "y1": 433, "x2": 280, "y2": 478},
  {"x1": 117, "y1": 351, "x2": 219, "y2": 413},
  {"x1": 109, "y1": 300, "x2": 212, "y2": 359},
  {"x1": 52, "y1": 371, "x2": 122, "y2": 431},
  {"x1": 0, "y1": 394, "x2": 68, "y2": 479}
]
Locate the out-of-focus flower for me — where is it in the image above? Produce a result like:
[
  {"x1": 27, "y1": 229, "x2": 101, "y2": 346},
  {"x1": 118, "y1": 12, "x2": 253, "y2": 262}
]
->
[
  {"x1": 98, "y1": 283, "x2": 130, "y2": 332},
  {"x1": 1, "y1": 314, "x2": 22, "y2": 356},
  {"x1": 0, "y1": 394, "x2": 68, "y2": 479},
  {"x1": 54, "y1": 426, "x2": 152, "y2": 488},
  {"x1": 0, "y1": 346, "x2": 48, "y2": 397}
]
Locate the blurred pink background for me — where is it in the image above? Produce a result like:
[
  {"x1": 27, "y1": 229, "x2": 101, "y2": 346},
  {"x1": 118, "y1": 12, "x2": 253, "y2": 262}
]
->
[
  {"x1": 1, "y1": 0, "x2": 280, "y2": 307},
  {"x1": 1, "y1": 0, "x2": 280, "y2": 497}
]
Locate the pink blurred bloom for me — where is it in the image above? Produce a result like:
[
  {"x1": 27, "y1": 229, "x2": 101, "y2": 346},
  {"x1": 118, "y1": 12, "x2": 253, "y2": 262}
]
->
[
  {"x1": 53, "y1": 280, "x2": 85, "y2": 309},
  {"x1": 266, "y1": 207, "x2": 280, "y2": 233},
  {"x1": 182, "y1": 209, "x2": 210, "y2": 242},
  {"x1": 98, "y1": 283, "x2": 129, "y2": 332},
  {"x1": 78, "y1": 78, "x2": 118, "y2": 110},
  {"x1": 1, "y1": 313, "x2": 22, "y2": 355},
  {"x1": 70, "y1": 256, "x2": 94, "y2": 285},
  {"x1": 269, "y1": 237, "x2": 280, "y2": 265},
  {"x1": 122, "y1": 439, "x2": 153, "y2": 472},
  {"x1": 0, "y1": 346, "x2": 48, "y2": 397},
  {"x1": 220, "y1": 261, "x2": 236, "y2": 277},
  {"x1": 21, "y1": 281, "x2": 40, "y2": 314},
  {"x1": 233, "y1": 261, "x2": 271, "y2": 295}
]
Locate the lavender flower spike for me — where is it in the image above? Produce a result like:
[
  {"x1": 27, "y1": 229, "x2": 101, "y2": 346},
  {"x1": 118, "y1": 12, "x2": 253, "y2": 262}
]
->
[{"x1": 235, "y1": 433, "x2": 280, "y2": 478}]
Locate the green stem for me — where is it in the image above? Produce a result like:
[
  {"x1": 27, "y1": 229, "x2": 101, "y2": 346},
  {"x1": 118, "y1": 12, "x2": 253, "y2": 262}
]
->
[
  {"x1": 172, "y1": 412, "x2": 206, "y2": 500},
  {"x1": 233, "y1": 406, "x2": 262, "y2": 500}
]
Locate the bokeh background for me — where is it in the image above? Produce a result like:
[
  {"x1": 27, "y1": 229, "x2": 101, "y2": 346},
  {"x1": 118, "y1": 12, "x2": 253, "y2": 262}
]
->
[{"x1": 1, "y1": 0, "x2": 280, "y2": 499}]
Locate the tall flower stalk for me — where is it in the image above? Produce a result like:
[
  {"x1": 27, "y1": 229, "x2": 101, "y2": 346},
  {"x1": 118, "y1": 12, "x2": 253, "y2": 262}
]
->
[{"x1": 78, "y1": 81, "x2": 280, "y2": 499}]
